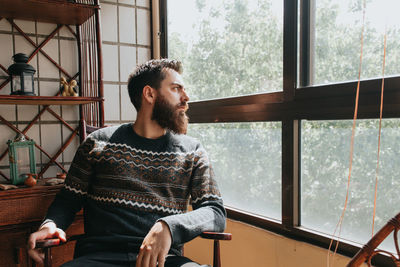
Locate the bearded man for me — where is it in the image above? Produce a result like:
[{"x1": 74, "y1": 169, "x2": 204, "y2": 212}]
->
[{"x1": 27, "y1": 59, "x2": 226, "y2": 267}]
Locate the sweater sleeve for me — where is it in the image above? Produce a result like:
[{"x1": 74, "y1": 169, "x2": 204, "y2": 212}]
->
[
  {"x1": 159, "y1": 144, "x2": 226, "y2": 246},
  {"x1": 44, "y1": 136, "x2": 96, "y2": 230}
]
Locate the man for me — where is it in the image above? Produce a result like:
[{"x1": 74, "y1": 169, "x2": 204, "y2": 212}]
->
[{"x1": 27, "y1": 59, "x2": 226, "y2": 267}]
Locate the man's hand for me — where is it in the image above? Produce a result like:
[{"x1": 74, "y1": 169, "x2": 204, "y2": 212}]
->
[
  {"x1": 27, "y1": 222, "x2": 66, "y2": 264},
  {"x1": 136, "y1": 221, "x2": 172, "y2": 267}
]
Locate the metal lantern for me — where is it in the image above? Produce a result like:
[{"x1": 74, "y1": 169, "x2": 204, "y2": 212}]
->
[
  {"x1": 7, "y1": 135, "x2": 36, "y2": 185},
  {"x1": 8, "y1": 53, "x2": 36, "y2": 96}
]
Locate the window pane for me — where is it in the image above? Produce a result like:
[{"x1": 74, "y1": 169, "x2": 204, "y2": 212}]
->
[
  {"x1": 168, "y1": 0, "x2": 283, "y2": 101},
  {"x1": 188, "y1": 122, "x2": 282, "y2": 220},
  {"x1": 311, "y1": 0, "x2": 400, "y2": 85},
  {"x1": 301, "y1": 119, "x2": 400, "y2": 252}
]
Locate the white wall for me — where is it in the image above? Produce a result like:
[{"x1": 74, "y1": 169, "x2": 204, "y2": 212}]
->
[{"x1": 100, "y1": 0, "x2": 151, "y2": 125}]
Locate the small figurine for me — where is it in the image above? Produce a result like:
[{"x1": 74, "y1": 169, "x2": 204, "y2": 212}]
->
[
  {"x1": 24, "y1": 173, "x2": 37, "y2": 187},
  {"x1": 60, "y1": 77, "x2": 78, "y2": 96}
]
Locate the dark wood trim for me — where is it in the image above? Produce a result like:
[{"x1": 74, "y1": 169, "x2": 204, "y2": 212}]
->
[
  {"x1": 0, "y1": 95, "x2": 103, "y2": 105},
  {"x1": 283, "y1": 0, "x2": 298, "y2": 101},
  {"x1": 0, "y1": 184, "x2": 62, "y2": 201},
  {"x1": 299, "y1": 0, "x2": 311, "y2": 86},
  {"x1": 296, "y1": 76, "x2": 400, "y2": 99},
  {"x1": 187, "y1": 76, "x2": 400, "y2": 123},
  {"x1": 159, "y1": 0, "x2": 168, "y2": 58},
  {"x1": 282, "y1": 119, "x2": 295, "y2": 229},
  {"x1": 0, "y1": 0, "x2": 98, "y2": 25},
  {"x1": 94, "y1": 0, "x2": 104, "y2": 127},
  {"x1": 149, "y1": 0, "x2": 154, "y2": 59}
]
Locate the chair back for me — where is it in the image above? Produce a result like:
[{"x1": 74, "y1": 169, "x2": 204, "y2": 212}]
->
[{"x1": 347, "y1": 212, "x2": 400, "y2": 266}]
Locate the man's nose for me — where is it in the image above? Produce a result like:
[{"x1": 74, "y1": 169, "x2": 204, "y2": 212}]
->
[{"x1": 181, "y1": 90, "x2": 189, "y2": 102}]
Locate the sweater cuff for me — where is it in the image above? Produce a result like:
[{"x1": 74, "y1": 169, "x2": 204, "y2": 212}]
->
[{"x1": 39, "y1": 219, "x2": 56, "y2": 230}]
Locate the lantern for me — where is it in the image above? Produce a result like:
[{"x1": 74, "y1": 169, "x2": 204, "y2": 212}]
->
[
  {"x1": 8, "y1": 53, "x2": 36, "y2": 96},
  {"x1": 7, "y1": 135, "x2": 36, "y2": 185}
]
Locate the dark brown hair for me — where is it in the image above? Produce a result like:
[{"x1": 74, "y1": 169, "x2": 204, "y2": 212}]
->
[{"x1": 127, "y1": 59, "x2": 183, "y2": 111}]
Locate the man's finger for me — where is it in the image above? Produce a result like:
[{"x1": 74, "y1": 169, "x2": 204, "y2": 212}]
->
[
  {"x1": 136, "y1": 247, "x2": 143, "y2": 267},
  {"x1": 141, "y1": 246, "x2": 151, "y2": 267},
  {"x1": 54, "y1": 229, "x2": 66, "y2": 242},
  {"x1": 27, "y1": 235, "x2": 37, "y2": 250},
  {"x1": 27, "y1": 249, "x2": 44, "y2": 264},
  {"x1": 149, "y1": 254, "x2": 158, "y2": 267},
  {"x1": 158, "y1": 254, "x2": 166, "y2": 267}
]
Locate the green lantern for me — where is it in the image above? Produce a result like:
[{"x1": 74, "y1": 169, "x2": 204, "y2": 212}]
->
[{"x1": 7, "y1": 135, "x2": 36, "y2": 185}]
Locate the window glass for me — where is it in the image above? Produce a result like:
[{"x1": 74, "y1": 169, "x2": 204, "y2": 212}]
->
[
  {"x1": 301, "y1": 119, "x2": 400, "y2": 252},
  {"x1": 188, "y1": 122, "x2": 282, "y2": 220},
  {"x1": 168, "y1": 0, "x2": 283, "y2": 101},
  {"x1": 311, "y1": 0, "x2": 400, "y2": 85}
]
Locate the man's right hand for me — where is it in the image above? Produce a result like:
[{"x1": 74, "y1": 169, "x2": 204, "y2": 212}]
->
[{"x1": 27, "y1": 222, "x2": 66, "y2": 264}]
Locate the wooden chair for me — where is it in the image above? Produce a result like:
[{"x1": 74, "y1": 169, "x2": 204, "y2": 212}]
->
[
  {"x1": 347, "y1": 212, "x2": 400, "y2": 266},
  {"x1": 36, "y1": 123, "x2": 232, "y2": 266},
  {"x1": 36, "y1": 231, "x2": 232, "y2": 267}
]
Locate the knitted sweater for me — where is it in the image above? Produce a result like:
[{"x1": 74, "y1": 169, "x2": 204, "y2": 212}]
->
[{"x1": 44, "y1": 123, "x2": 226, "y2": 257}]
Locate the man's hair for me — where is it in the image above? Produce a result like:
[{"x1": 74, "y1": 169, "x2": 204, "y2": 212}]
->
[{"x1": 127, "y1": 59, "x2": 183, "y2": 111}]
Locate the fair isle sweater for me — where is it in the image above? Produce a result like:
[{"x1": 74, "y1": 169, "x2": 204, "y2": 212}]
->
[{"x1": 44, "y1": 123, "x2": 226, "y2": 257}]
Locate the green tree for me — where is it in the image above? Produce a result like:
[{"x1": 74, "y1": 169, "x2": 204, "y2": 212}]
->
[{"x1": 169, "y1": 0, "x2": 282, "y2": 100}]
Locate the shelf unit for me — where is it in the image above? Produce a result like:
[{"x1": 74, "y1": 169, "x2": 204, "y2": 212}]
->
[
  {"x1": 0, "y1": 0, "x2": 102, "y2": 265},
  {"x1": 0, "y1": 0, "x2": 99, "y2": 25},
  {"x1": 0, "y1": 95, "x2": 103, "y2": 105},
  {"x1": 0, "y1": 0, "x2": 104, "y2": 180}
]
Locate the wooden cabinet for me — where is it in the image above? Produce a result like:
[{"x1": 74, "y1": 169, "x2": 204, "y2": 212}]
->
[
  {"x1": 0, "y1": 226, "x2": 31, "y2": 267},
  {"x1": 0, "y1": 185, "x2": 84, "y2": 266},
  {"x1": 0, "y1": 0, "x2": 103, "y2": 265}
]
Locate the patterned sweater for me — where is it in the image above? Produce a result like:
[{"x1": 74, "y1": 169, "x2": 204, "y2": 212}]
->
[{"x1": 44, "y1": 123, "x2": 226, "y2": 257}]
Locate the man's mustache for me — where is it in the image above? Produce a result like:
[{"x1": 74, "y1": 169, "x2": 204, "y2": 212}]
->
[{"x1": 177, "y1": 103, "x2": 189, "y2": 112}]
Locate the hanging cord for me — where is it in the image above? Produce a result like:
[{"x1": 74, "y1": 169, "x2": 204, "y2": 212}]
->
[
  {"x1": 372, "y1": 29, "x2": 387, "y2": 237},
  {"x1": 327, "y1": 1, "x2": 367, "y2": 266}
]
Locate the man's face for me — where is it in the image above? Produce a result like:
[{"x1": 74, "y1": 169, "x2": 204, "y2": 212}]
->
[{"x1": 151, "y1": 69, "x2": 190, "y2": 134}]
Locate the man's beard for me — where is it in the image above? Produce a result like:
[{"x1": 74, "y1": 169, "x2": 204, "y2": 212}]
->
[{"x1": 151, "y1": 94, "x2": 189, "y2": 134}]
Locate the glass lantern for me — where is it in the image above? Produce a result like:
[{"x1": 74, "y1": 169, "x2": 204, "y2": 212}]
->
[
  {"x1": 7, "y1": 53, "x2": 36, "y2": 96},
  {"x1": 7, "y1": 135, "x2": 36, "y2": 185}
]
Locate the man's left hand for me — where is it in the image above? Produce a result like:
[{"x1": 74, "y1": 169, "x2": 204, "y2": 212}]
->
[{"x1": 136, "y1": 221, "x2": 172, "y2": 267}]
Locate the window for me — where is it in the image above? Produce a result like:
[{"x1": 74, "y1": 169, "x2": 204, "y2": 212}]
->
[
  {"x1": 161, "y1": 0, "x2": 400, "y2": 263},
  {"x1": 301, "y1": 119, "x2": 400, "y2": 252},
  {"x1": 167, "y1": 0, "x2": 283, "y2": 101},
  {"x1": 304, "y1": 0, "x2": 400, "y2": 86},
  {"x1": 188, "y1": 122, "x2": 282, "y2": 220}
]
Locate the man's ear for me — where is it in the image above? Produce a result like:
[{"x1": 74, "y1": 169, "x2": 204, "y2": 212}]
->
[{"x1": 142, "y1": 85, "x2": 156, "y2": 105}]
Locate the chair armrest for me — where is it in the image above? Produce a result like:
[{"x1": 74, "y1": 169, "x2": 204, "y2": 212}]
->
[
  {"x1": 36, "y1": 234, "x2": 85, "y2": 249},
  {"x1": 200, "y1": 232, "x2": 232, "y2": 241},
  {"x1": 36, "y1": 232, "x2": 231, "y2": 249},
  {"x1": 36, "y1": 238, "x2": 63, "y2": 249}
]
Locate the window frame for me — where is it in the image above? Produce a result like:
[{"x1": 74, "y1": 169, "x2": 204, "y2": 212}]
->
[{"x1": 158, "y1": 0, "x2": 400, "y2": 265}]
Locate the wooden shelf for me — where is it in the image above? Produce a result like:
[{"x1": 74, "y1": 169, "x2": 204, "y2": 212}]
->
[
  {"x1": 0, "y1": 0, "x2": 99, "y2": 25},
  {"x1": 0, "y1": 183, "x2": 62, "y2": 201},
  {"x1": 0, "y1": 95, "x2": 103, "y2": 105}
]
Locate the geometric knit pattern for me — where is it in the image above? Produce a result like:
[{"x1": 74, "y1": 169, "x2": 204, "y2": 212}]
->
[{"x1": 63, "y1": 125, "x2": 222, "y2": 216}]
